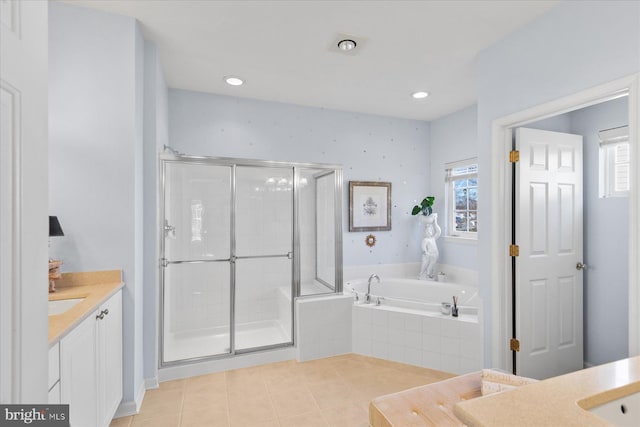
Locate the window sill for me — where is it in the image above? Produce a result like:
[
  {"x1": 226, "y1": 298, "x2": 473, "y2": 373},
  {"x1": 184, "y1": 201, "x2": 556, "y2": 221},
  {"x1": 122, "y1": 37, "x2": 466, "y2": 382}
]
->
[{"x1": 444, "y1": 235, "x2": 478, "y2": 245}]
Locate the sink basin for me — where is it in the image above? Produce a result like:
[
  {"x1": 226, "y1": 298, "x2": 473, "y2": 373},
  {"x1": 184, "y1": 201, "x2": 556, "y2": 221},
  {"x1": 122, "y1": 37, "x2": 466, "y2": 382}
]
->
[
  {"x1": 589, "y1": 390, "x2": 639, "y2": 426},
  {"x1": 48, "y1": 298, "x2": 85, "y2": 316}
]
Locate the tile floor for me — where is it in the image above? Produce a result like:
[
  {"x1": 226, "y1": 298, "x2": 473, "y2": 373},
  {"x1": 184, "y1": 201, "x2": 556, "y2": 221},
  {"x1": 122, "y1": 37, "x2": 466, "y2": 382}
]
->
[{"x1": 110, "y1": 353, "x2": 454, "y2": 427}]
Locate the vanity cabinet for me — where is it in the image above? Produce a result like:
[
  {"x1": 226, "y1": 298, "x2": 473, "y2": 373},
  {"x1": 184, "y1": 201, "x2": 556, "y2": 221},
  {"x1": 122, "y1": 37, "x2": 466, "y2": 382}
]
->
[{"x1": 60, "y1": 290, "x2": 122, "y2": 427}]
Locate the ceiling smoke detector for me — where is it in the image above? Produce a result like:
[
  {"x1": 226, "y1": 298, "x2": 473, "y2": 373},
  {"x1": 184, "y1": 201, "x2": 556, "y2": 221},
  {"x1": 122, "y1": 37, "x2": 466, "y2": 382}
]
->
[{"x1": 337, "y1": 39, "x2": 356, "y2": 51}]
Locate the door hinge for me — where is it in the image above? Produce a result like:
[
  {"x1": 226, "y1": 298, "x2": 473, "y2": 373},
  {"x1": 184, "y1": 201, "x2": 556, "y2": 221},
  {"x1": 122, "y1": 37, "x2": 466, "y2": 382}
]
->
[
  {"x1": 510, "y1": 338, "x2": 520, "y2": 352},
  {"x1": 509, "y1": 244, "x2": 520, "y2": 257},
  {"x1": 509, "y1": 150, "x2": 520, "y2": 163},
  {"x1": 161, "y1": 258, "x2": 169, "y2": 268}
]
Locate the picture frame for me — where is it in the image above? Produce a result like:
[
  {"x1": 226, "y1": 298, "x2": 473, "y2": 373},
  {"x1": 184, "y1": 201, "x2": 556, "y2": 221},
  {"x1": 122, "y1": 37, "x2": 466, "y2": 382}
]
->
[{"x1": 349, "y1": 181, "x2": 392, "y2": 232}]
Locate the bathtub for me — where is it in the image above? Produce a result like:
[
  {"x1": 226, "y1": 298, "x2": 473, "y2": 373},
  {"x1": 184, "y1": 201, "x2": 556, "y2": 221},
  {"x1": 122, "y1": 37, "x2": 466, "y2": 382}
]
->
[
  {"x1": 345, "y1": 277, "x2": 480, "y2": 317},
  {"x1": 348, "y1": 276, "x2": 483, "y2": 375}
]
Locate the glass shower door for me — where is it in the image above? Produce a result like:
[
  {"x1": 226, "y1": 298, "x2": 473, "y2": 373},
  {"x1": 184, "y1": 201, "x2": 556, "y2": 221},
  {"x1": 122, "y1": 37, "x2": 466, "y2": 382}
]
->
[
  {"x1": 162, "y1": 162, "x2": 232, "y2": 363},
  {"x1": 234, "y1": 166, "x2": 293, "y2": 351}
]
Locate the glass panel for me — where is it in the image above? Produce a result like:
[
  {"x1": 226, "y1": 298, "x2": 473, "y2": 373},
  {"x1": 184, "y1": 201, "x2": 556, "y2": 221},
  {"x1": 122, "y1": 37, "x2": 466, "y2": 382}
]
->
[
  {"x1": 165, "y1": 163, "x2": 231, "y2": 261},
  {"x1": 236, "y1": 166, "x2": 293, "y2": 257},
  {"x1": 468, "y1": 177, "x2": 478, "y2": 187},
  {"x1": 299, "y1": 168, "x2": 335, "y2": 296},
  {"x1": 455, "y1": 187, "x2": 468, "y2": 209},
  {"x1": 469, "y1": 212, "x2": 478, "y2": 232},
  {"x1": 235, "y1": 257, "x2": 292, "y2": 350},
  {"x1": 163, "y1": 262, "x2": 230, "y2": 362},
  {"x1": 455, "y1": 211, "x2": 467, "y2": 232},
  {"x1": 468, "y1": 188, "x2": 478, "y2": 210},
  {"x1": 454, "y1": 179, "x2": 467, "y2": 189}
]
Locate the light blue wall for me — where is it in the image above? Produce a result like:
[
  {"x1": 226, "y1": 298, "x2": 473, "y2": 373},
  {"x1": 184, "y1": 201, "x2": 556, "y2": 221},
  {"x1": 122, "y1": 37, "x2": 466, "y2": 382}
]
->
[
  {"x1": 428, "y1": 105, "x2": 478, "y2": 270},
  {"x1": 169, "y1": 89, "x2": 431, "y2": 267},
  {"x1": 477, "y1": 0, "x2": 640, "y2": 364},
  {"x1": 570, "y1": 97, "x2": 629, "y2": 366},
  {"x1": 48, "y1": 1, "x2": 145, "y2": 405}
]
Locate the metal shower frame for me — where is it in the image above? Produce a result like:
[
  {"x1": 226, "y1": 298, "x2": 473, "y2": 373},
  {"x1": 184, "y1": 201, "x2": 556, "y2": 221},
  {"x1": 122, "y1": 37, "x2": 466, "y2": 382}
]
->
[{"x1": 159, "y1": 153, "x2": 343, "y2": 368}]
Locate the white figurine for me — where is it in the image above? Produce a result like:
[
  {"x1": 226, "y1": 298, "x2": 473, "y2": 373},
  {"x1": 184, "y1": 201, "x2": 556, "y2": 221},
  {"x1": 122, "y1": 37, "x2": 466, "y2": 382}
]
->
[{"x1": 419, "y1": 213, "x2": 441, "y2": 280}]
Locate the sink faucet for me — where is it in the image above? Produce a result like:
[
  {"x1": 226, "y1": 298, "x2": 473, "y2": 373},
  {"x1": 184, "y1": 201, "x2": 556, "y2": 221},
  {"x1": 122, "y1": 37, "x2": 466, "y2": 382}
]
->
[{"x1": 366, "y1": 274, "x2": 380, "y2": 304}]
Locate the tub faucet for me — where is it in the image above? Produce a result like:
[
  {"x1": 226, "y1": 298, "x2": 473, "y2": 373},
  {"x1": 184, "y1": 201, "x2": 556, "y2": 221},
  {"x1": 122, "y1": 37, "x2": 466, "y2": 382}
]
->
[{"x1": 366, "y1": 274, "x2": 380, "y2": 304}]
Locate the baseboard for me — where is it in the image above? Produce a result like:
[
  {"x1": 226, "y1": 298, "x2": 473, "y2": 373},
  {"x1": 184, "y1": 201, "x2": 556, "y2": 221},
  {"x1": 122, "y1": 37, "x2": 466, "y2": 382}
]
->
[
  {"x1": 113, "y1": 380, "x2": 146, "y2": 419},
  {"x1": 144, "y1": 376, "x2": 159, "y2": 390},
  {"x1": 584, "y1": 361, "x2": 595, "y2": 369}
]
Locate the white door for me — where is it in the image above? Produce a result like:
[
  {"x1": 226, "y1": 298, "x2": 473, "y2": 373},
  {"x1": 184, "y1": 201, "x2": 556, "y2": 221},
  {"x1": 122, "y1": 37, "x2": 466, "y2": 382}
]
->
[
  {"x1": 0, "y1": 1, "x2": 49, "y2": 402},
  {"x1": 515, "y1": 127, "x2": 584, "y2": 379}
]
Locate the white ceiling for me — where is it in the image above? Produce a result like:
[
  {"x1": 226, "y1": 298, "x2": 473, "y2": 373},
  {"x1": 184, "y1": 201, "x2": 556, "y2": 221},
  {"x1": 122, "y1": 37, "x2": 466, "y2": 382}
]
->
[{"x1": 63, "y1": 0, "x2": 560, "y2": 121}]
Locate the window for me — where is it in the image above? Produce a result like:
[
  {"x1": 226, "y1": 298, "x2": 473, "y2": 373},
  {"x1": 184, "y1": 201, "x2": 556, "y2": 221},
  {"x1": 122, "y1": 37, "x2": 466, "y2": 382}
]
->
[
  {"x1": 599, "y1": 126, "x2": 629, "y2": 198},
  {"x1": 445, "y1": 159, "x2": 478, "y2": 239}
]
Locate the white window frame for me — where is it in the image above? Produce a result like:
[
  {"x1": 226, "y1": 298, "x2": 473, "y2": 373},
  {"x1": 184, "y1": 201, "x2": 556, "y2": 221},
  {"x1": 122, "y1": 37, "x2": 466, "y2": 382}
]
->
[
  {"x1": 445, "y1": 158, "x2": 478, "y2": 241},
  {"x1": 599, "y1": 125, "x2": 629, "y2": 198}
]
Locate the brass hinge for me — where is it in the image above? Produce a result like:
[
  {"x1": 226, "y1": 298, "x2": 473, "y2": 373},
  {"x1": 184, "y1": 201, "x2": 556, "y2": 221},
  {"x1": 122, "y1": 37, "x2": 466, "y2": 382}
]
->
[
  {"x1": 510, "y1": 338, "x2": 520, "y2": 352},
  {"x1": 509, "y1": 150, "x2": 520, "y2": 163},
  {"x1": 509, "y1": 244, "x2": 520, "y2": 257}
]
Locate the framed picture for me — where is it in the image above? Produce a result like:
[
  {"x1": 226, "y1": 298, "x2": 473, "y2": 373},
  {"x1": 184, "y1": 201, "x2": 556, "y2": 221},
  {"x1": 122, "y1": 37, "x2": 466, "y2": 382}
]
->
[{"x1": 349, "y1": 181, "x2": 391, "y2": 232}]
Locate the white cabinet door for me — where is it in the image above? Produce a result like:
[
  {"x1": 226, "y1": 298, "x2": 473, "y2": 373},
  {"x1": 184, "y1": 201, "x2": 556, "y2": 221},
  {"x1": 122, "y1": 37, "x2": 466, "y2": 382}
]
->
[
  {"x1": 60, "y1": 311, "x2": 98, "y2": 427},
  {"x1": 97, "y1": 291, "x2": 123, "y2": 427}
]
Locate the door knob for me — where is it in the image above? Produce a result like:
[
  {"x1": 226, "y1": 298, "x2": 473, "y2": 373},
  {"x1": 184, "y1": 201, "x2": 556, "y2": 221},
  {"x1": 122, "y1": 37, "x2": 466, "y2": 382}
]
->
[{"x1": 576, "y1": 262, "x2": 587, "y2": 270}]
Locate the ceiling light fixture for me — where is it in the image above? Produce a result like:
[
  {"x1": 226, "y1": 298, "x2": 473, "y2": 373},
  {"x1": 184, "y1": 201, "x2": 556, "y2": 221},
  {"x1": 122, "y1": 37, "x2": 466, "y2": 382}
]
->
[
  {"x1": 412, "y1": 91, "x2": 430, "y2": 99},
  {"x1": 337, "y1": 39, "x2": 357, "y2": 51},
  {"x1": 224, "y1": 76, "x2": 244, "y2": 86}
]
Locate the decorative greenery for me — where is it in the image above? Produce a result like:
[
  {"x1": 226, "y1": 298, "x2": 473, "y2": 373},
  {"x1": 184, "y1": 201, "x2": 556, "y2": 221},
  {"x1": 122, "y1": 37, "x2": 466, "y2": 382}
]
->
[{"x1": 411, "y1": 196, "x2": 435, "y2": 216}]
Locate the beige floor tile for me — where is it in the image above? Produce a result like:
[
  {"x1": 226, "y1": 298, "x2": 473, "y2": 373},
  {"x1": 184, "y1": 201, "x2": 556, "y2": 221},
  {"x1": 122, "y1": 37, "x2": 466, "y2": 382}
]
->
[
  {"x1": 239, "y1": 421, "x2": 279, "y2": 427},
  {"x1": 182, "y1": 393, "x2": 228, "y2": 414},
  {"x1": 110, "y1": 416, "x2": 132, "y2": 427},
  {"x1": 307, "y1": 379, "x2": 355, "y2": 409},
  {"x1": 131, "y1": 414, "x2": 180, "y2": 427},
  {"x1": 129, "y1": 354, "x2": 454, "y2": 427},
  {"x1": 137, "y1": 389, "x2": 183, "y2": 420},
  {"x1": 278, "y1": 411, "x2": 329, "y2": 427},
  {"x1": 185, "y1": 372, "x2": 226, "y2": 394},
  {"x1": 301, "y1": 366, "x2": 342, "y2": 385},
  {"x1": 228, "y1": 394, "x2": 276, "y2": 426},
  {"x1": 160, "y1": 379, "x2": 186, "y2": 391},
  {"x1": 322, "y1": 404, "x2": 369, "y2": 427},
  {"x1": 270, "y1": 387, "x2": 319, "y2": 418},
  {"x1": 264, "y1": 372, "x2": 307, "y2": 394},
  {"x1": 180, "y1": 404, "x2": 229, "y2": 427}
]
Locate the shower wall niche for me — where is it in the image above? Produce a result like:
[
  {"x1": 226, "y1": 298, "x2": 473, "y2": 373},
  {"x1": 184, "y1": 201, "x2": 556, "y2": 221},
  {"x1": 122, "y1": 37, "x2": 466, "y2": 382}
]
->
[{"x1": 160, "y1": 156, "x2": 342, "y2": 366}]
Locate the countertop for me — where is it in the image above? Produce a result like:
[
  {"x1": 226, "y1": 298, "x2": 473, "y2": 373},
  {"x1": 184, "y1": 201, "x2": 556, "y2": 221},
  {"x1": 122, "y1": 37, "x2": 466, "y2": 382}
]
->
[
  {"x1": 454, "y1": 356, "x2": 640, "y2": 426},
  {"x1": 48, "y1": 270, "x2": 124, "y2": 345}
]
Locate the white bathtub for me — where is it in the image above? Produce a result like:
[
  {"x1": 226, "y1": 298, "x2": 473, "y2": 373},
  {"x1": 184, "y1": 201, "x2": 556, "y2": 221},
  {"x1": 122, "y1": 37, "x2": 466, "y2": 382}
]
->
[
  {"x1": 345, "y1": 277, "x2": 480, "y2": 317},
  {"x1": 348, "y1": 276, "x2": 483, "y2": 374}
]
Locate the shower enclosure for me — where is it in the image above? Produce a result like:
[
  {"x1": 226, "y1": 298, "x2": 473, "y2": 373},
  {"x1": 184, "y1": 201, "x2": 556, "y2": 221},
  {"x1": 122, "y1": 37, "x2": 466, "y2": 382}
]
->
[{"x1": 160, "y1": 155, "x2": 342, "y2": 365}]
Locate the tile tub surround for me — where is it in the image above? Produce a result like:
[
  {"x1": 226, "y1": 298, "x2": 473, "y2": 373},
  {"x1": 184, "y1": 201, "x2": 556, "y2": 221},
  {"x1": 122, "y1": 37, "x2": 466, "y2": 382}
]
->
[
  {"x1": 352, "y1": 304, "x2": 483, "y2": 375},
  {"x1": 48, "y1": 270, "x2": 124, "y2": 344},
  {"x1": 110, "y1": 354, "x2": 454, "y2": 427},
  {"x1": 454, "y1": 356, "x2": 640, "y2": 427}
]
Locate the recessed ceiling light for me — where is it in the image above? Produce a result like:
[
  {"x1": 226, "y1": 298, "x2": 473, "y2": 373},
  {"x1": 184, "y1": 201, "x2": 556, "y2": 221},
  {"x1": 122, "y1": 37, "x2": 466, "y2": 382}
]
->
[
  {"x1": 224, "y1": 76, "x2": 244, "y2": 86},
  {"x1": 337, "y1": 39, "x2": 357, "y2": 51},
  {"x1": 412, "y1": 91, "x2": 430, "y2": 99}
]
